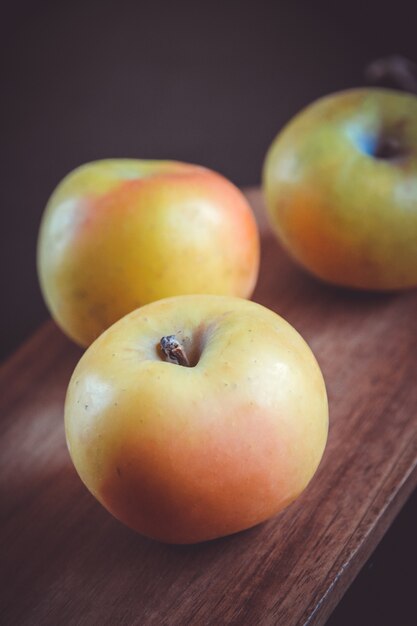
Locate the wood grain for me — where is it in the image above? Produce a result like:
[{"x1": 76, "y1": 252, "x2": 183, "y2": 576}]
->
[{"x1": 1, "y1": 189, "x2": 417, "y2": 626}]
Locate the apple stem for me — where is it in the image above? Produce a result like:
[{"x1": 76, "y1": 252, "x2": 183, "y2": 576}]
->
[
  {"x1": 365, "y1": 55, "x2": 417, "y2": 94},
  {"x1": 159, "y1": 335, "x2": 190, "y2": 367}
]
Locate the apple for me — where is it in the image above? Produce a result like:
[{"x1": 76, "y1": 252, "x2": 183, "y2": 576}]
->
[
  {"x1": 263, "y1": 88, "x2": 417, "y2": 290},
  {"x1": 64, "y1": 295, "x2": 328, "y2": 544},
  {"x1": 37, "y1": 160, "x2": 260, "y2": 347}
]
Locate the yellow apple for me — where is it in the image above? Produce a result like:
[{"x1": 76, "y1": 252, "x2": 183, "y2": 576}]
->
[
  {"x1": 65, "y1": 295, "x2": 328, "y2": 544},
  {"x1": 37, "y1": 160, "x2": 260, "y2": 346},
  {"x1": 263, "y1": 88, "x2": 417, "y2": 290}
]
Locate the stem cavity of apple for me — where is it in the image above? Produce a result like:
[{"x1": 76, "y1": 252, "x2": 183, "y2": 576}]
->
[{"x1": 159, "y1": 335, "x2": 190, "y2": 367}]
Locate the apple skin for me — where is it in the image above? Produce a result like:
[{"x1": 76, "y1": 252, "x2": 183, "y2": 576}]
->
[
  {"x1": 64, "y1": 295, "x2": 328, "y2": 544},
  {"x1": 263, "y1": 88, "x2": 417, "y2": 290},
  {"x1": 37, "y1": 160, "x2": 260, "y2": 347}
]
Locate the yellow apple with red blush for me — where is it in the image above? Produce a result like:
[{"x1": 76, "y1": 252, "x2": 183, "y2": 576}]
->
[
  {"x1": 37, "y1": 160, "x2": 260, "y2": 346},
  {"x1": 64, "y1": 295, "x2": 328, "y2": 544},
  {"x1": 263, "y1": 88, "x2": 417, "y2": 290}
]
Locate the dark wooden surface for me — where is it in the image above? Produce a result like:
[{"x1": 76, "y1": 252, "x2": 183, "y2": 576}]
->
[{"x1": 1, "y1": 190, "x2": 417, "y2": 626}]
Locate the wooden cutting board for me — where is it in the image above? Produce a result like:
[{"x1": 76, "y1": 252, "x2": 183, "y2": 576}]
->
[{"x1": 1, "y1": 190, "x2": 416, "y2": 626}]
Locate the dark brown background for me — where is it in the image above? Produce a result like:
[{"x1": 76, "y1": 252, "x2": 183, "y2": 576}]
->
[{"x1": 1, "y1": 1, "x2": 416, "y2": 624}]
